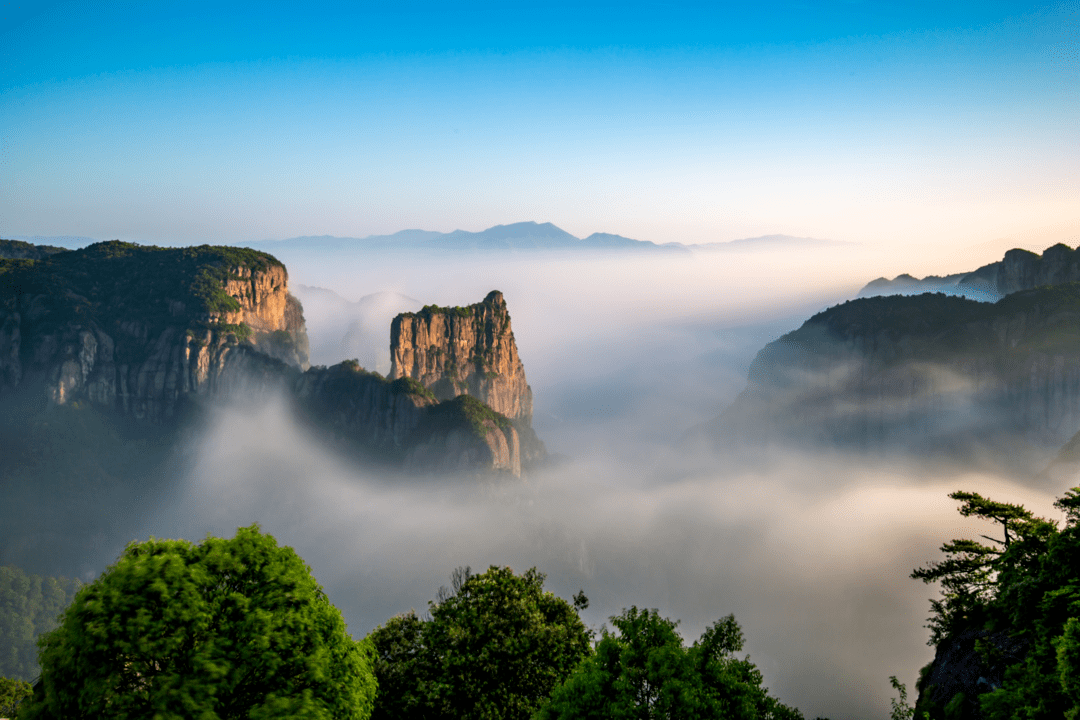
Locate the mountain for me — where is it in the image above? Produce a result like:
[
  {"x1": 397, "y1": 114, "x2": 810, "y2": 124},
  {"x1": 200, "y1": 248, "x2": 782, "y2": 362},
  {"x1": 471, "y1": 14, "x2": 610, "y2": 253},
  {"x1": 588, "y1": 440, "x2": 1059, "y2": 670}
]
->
[
  {"x1": 0, "y1": 241, "x2": 542, "y2": 478},
  {"x1": 0, "y1": 239, "x2": 69, "y2": 259},
  {"x1": 856, "y1": 243, "x2": 1080, "y2": 302},
  {"x1": 243, "y1": 222, "x2": 688, "y2": 254},
  {"x1": 710, "y1": 243, "x2": 1080, "y2": 470},
  {"x1": 5, "y1": 235, "x2": 101, "y2": 250}
]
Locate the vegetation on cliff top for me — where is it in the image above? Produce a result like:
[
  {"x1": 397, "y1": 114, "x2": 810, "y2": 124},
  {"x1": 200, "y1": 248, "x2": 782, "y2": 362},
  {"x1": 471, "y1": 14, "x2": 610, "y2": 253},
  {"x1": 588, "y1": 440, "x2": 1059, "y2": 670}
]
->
[
  {"x1": 0, "y1": 242, "x2": 285, "y2": 339},
  {"x1": 422, "y1": 393, "x2": 512, "y2": 439},
  {"x1": 769, "y1": 283, "x2": 1080, "y2": 368},
  {"x1": 399, "y1": 290, "x2": 508, "y2": 321}
]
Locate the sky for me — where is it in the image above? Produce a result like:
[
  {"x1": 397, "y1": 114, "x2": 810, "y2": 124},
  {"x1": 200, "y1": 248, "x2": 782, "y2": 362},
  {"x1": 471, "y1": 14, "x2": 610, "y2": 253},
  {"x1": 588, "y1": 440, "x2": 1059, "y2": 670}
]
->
[{"x1": 1, "y1": 0, "x2": 1078, "y2": 247}]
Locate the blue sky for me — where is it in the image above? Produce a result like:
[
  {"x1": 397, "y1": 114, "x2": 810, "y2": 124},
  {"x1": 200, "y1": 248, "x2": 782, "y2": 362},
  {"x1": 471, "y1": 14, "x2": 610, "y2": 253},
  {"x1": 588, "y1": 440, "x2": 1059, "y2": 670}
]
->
[{"x1": 1, "y1": 1, "x2": 1076, "y2": 246}]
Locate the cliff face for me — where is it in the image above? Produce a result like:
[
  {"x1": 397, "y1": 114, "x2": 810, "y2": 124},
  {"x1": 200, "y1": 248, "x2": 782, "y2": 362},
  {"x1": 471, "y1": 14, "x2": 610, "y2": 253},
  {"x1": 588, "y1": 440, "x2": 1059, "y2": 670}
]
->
[
  {"x1": 0, "y1": 242, "x2": 307, "y2": 422},
  {"x1": 1, "y1": 243, "x2": 540, "y2": 477},
  {"x1": 389, "y1": 291, "x2": 533, "y2": 423},
  {"x1": 715, "y1": 286, "x2": 1080, "y2": 463},
  {"x1": 857, "y1": 243, "x2": 1080, "y2": 302}
]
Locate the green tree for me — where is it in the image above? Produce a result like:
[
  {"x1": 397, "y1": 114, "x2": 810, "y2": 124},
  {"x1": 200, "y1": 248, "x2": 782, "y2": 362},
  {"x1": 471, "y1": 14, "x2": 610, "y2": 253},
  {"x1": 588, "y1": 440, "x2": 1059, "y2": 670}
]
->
[
  {"x1": 910, "y1": 490, "x2": 1056, "y2": 644},
  {"x1": 538, "y1": 606, "x2": 803, "y2": 720},
  {"x1": 367, "y1": 566, "x2": 591, "y2": 720},
  {"x1": 0, "y1": 676, "x2": 31, "y2": 717},
  {"x1": 0, "y1": 566, "x2": 79, "y2": 680},
  {"x1": 912, "y1": 486, "x2": 1080, "y2": 719},
  {"x1": 18, "y1": 525, "x2": 376, "y2": 720},
  {"x1": 888, "y1": 676, "x2": 914, "y2": 720}
]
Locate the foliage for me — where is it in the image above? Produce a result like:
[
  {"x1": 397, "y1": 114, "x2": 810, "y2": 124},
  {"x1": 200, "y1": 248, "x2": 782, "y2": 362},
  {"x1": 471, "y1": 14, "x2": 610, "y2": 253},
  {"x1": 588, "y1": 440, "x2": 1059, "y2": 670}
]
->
[
  {"x1": 773, "y1": 283, "x2": 1080, "y2": 376},
  {"x1": 0, "y1": 240, "x2": 67, "y2": 260},
  {"x1": 910, "y1": 490, "x2": 1055, "y2": 645},
  {"x1": 0, "y1": 241, "x2": 285, "y2": 351},
  {"x1": 19, "y1": 526, "x2": 376, "y2": 720},
  {"x1": 537, "y1": 606, "x2": 803, "y2": 720},
  {"x1": 416, "y1": 304, "x2": 474, "y2": 318},
  {"x1": 367, "y1": 565, "x2": 591, "y2": 720},
  {"x1": 389, "y1": 376, "x2": 435, "y2": 400},
  {"x1": 0, "y1": 567, "x2": 79, "y2": 681},
  {"x1": 421, "y1": 394, "x2": 511, "y2": 439},
  {"x1": 0, "y1": 676, "x2": 31, "y2": 717},
  {"x1": 889, "y1": 676, "x2": 914, "y2": 720},
  {"x1": 912, "y1": 486, "x2": 1080, "y2": 719}
]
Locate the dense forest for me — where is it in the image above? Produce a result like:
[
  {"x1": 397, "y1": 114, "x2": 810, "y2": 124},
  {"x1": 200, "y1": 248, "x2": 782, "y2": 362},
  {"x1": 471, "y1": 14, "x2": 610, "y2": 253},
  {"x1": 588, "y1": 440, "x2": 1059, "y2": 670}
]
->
[{"x1": 1, "y1": 485, "x2": 1078, "y2": 718}]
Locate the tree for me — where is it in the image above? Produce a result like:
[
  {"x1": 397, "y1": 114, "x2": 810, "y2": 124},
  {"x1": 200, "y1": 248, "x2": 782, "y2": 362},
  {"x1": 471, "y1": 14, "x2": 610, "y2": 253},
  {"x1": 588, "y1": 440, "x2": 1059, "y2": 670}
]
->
[
  {"x1": 911, "y1": 486, "x2": 1080, "y2": 719},
  {"x1": 0, "y1": 676, "x2": 31, "y2": 717},
  {"x1": 367, "y1": 566, "x2": 591, "y2": 720},
  {"x1": 910, "y1": 490, "x2": 1056, "y2": 644},
  {"x1": 537, "y1": 606, "x2": 803, "y2": 720},
  {"x1": 0, "y1": 566, "x2": 79, "y2": 680},
  {"x1": 18, "y1": 525, "x2": 376, "y2": 720}
]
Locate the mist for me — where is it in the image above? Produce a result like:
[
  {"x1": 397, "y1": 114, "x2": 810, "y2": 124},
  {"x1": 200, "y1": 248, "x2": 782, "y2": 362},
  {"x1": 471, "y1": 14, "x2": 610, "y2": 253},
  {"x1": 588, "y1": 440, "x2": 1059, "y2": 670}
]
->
[{"x1": 69, "y1": 244, "x2": 1078, "y2": 718}]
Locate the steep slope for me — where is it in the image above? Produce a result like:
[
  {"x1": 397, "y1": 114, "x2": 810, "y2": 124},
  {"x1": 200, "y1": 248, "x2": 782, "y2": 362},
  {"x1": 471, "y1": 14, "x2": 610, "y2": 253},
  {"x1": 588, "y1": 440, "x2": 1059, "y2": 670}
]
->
[
  {"x1": 0, "y1": 242, "x2": 542, "y2": 479},
  {"x1": 0, "y1": 242, "x2": 309, "y2": 421},
  {"x1": 388, "y1": 290, "x2": 546, "y2": 468},
  {"x1": 858, "y1": 243, "x2": 1080, "y2": 301},
  {"x1": 713, "y1": 283, "x2": 1080, "y2": 465},
  {"x1": 390, "y1": 290, "x2": 532, "y2": 422}
]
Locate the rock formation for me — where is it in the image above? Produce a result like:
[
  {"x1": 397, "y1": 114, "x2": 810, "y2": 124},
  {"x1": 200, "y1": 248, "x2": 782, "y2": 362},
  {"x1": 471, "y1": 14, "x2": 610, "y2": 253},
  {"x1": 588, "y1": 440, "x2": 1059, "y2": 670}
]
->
[
  {"x1": 0, "y1": 241, "x2": 542, "y2": 477},
  {"x1": 389, "y1": 290, "x2": 533, "y2": 423},
  {"x1": 0, "y1": 242, "x2": 307, "y2": 422},
  {"x1": 913, "y1": 629, "x2": 1028, "y2": 720},
  {"x1": 713, "y1": 278, "x2": 1080, "y2": 467},
  {"x1": 858, "y1": 243, "x2": 1080, "y2": 302}
]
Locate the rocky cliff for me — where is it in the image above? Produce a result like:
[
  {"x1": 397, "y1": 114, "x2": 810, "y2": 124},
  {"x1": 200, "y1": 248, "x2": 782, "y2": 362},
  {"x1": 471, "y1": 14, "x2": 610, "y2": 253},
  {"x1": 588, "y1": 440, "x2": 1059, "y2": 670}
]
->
[
  {"x1": 389, "y1": 290, "x2": 533, "y2": 422},
  {"x1": 713, "y1": 283, "x2": 1080, "y2": 465},
  {"x1": 0, "y1": 242, "x2": 541, "y2": 477},
  {"x1": 858, "y1": 243, "x2": 1080, "y2": 302},
  {"x1": 0, "y1": 242, "x2": 308, "y2": 422}
]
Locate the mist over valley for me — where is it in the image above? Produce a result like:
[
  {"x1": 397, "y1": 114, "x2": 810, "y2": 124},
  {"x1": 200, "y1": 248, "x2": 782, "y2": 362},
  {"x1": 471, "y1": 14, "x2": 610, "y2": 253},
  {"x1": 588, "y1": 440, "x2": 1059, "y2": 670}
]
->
[{"x1": 6, "y1": 230, "x2": 1080, "y2": 718}]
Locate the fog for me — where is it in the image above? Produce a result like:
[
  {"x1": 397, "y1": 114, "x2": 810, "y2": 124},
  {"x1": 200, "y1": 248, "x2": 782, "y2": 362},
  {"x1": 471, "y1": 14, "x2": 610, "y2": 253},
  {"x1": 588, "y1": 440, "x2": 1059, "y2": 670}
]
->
[{"x1": 127, "y1": 245, "x2": 1071, "y2": 718}]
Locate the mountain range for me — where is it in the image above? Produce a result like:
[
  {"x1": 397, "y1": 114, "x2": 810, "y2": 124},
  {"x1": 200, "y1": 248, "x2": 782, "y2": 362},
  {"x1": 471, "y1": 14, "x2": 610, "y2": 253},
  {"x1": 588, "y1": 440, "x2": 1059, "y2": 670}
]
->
[{"x1": 8, "y1": 225, "x2": 848, "y2": 254}]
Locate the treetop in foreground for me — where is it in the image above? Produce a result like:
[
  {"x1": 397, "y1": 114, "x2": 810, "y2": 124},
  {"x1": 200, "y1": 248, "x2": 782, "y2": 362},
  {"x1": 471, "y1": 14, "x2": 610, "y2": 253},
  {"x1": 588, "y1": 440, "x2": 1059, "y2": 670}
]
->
[
  {"x1": 19, "y1": 525, "x2": 376, "y2": 720},
  {"x1": 368, "y1": 565, "x2": 591, "y2": 720},
  {"x1": 538, "y1": 606, "x2": 804, "y2": 720},
  {"x1": 912, "y1": 485, "x2": 1080, "y2": 719}
]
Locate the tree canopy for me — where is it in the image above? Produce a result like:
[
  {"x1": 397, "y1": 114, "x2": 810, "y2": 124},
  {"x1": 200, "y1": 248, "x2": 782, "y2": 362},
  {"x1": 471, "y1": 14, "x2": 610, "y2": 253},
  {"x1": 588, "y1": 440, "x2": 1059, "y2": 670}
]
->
[
  {"x1": 18, "y1": 525, "x2": 376, "y2": 720},
  {"x1": 367, "y1": 565, "x2": 591, "y2": 720},
  {"x1": 0, "y1": 566, "x2": 78, "y2": 681},
  {"x1": 913, "y1": 486, "x2": 1080, "y2": 719},
  {"x1": 537, "y1": 606, "x2": 803, "y2": 720}
]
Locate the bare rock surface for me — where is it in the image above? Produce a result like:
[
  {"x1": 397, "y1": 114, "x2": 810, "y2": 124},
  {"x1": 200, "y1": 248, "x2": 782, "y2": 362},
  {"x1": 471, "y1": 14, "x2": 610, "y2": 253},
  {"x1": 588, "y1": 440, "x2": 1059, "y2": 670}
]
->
[{"x1": 389, "y1": 290, "x2": 533, "y2": 422}]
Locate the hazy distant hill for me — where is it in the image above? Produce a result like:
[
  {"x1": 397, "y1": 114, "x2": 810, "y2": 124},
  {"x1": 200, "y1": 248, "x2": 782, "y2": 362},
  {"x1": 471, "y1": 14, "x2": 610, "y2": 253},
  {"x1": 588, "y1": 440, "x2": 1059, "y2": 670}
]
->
[
  {"x1": 712, "y1": 243, "x2": 1080, "y2": 471},
  {"x1": 243, "y1": 222, "x2": 688, "y2": 253}
]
